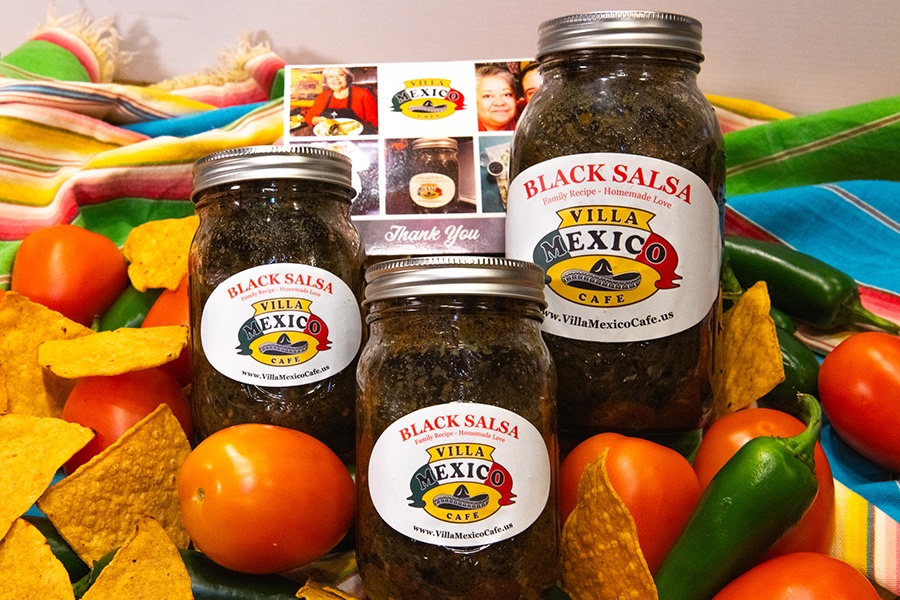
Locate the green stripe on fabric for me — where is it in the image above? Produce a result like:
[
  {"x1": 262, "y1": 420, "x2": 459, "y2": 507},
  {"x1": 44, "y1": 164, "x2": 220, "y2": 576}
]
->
[
  {"x1": 724, "y1": 96, "x2": 900, "y2": 197},
  {"x1": 0, "y1": 239, "x2": 20, "y2": 288},
  {"x1": 0, "y1": 40, "x2": 90, "y2": 82},
  {"x1": 78, "y1": 198, "x2": 196, "y2": 246}
]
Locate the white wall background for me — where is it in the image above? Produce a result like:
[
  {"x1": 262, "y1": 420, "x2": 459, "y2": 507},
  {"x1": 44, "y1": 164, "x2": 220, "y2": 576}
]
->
[{"x1": 2, "y1": 0, "x2": 898, "y2": 116}]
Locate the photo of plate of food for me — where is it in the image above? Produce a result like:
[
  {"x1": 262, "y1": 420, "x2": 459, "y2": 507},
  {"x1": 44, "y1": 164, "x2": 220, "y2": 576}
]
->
[{"x1": 314, "y1": 118, "x2": 363, "y2": 137}]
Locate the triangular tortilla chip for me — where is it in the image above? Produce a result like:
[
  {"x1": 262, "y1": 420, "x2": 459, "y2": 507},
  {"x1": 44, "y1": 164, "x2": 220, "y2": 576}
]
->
[
  {"x1": 38, "y1": 325, "x2": 188, "y2": 378},
  {"x1": 0, "y1": 293, "x2": 94, "y2": 416},
  {"x1": 0, "y1": 518, "x2": 75, "y2": 600},
  {"x1": 0, "y1": 414, "x2": 93, "y2": 539},
  {"x1": 81, "y1": 517, "x2": 192, "y2": 600},
  {"x1": 123, "y1": 215, "x2": 199, "y2": 292},
  {"x1": 37, "y1": 404, "x2": 191, "y2": 564}
]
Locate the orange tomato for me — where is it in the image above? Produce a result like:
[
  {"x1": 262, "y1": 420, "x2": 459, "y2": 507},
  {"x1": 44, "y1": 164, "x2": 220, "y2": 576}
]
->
[
  {"x1": 142, "y1": 275, "x2": 192, "y2": 386},
  {"x1": 61, "y1": 367, "x2": 193, "y2": 474},
  {"x1": 711, "y1": 552, "x2": 880, "y2": 600},
  {"x1": 693, "y1": 407, "x2": 835, "y2": 560},
  {"x1": 178, "y1": 424, "x2": 356, "y2": 574},
  {"x1": 11, "y1": 224, "x2": 127, "y2": 326},
  {"x1": 559, "y1": 432, "x2": 701, "y2": 574}
]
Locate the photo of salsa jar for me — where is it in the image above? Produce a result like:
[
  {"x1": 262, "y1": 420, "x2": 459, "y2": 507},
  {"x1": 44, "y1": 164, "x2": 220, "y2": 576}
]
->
[
  {"x1": 356, "y1": 256, "x2": 558, "y2": 600},
  {"x1": 506, "y1": 12, "x2": 726, "y2": 453},
  {"x1": 408, "y1": 137, "x2": 460, "y2": 213},
  {"x1": 189, "y1": 145, "x2": 365, "y2": 463}
]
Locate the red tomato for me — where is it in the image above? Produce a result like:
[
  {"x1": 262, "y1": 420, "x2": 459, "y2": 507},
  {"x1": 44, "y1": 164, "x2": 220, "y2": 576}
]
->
[
  {"x1": 693, "y1": 407, "x2": 835, "y2": 560},
  {"x1": 819, "y1": 331, "x2": 900, "y2": 471},
  {"x1": 178, "y1": 424, "x2": 356, "y2": 574},
  {"x1": 711, "y1": 552, "x2": 880, "y2": 600},
  {"x1": 11, "y1": 225, "x2": 127, "y2": 326},
  {"x1": 61, "y1": 367, "x2": 193, "y2": 474},
  {"x1": 559, "y1": 432, "x2": 701, "y2": 574},
  {"x1": 142, "y1": 275, "x2": 192, "y2": 386}
]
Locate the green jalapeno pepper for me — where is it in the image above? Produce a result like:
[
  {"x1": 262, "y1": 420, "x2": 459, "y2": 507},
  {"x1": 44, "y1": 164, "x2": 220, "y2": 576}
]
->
[
  {"x1": 73, "y1": 547, "x2": 302, "y2": 599},
  {"x1": 654, "y1": 393, "x2": 822, "y2": 600},
  {"x1": 96, "y1": 283, "x2": 162, "y2": 331},
  {"x1": 22, "y1": 516, "x2": 89, "y2": 583},
  {"x1": 759, "y1": 327, "x2": 820, "y2": 411},
  {"x1": 724, "y1": 236, "x2": 899, "y2": 333}
]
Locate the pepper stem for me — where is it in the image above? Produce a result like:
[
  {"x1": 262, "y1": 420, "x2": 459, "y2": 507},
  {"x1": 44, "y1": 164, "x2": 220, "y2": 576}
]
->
[
  {"x1": 781, "y1": 393, "x2": 822, "y2": 469},
  {"x1": 844, "y1": 298, "x2": 900, "y2": 334}
]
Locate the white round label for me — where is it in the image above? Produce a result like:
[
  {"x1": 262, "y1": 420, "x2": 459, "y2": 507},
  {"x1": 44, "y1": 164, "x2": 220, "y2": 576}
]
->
[
  {"x1": 506, "y1": 152, "x2": 721, "y2": 342},
  {"x1": 199, "y1": 263, "x2": 361, "y2": 386},
  {"x1": 409, "y1": 172, "x2": 456, "y2": 209},
  {"x1": 367, "y1": 403, "x2": 551, "y2": 548}
]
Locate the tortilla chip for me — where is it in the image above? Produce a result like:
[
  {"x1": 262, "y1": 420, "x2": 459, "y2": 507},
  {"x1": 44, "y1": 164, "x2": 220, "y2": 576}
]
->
[
  {"x1": 561, "y1": 449, "x2": 658, "y2": 600},
  {"x1": 295, "y1": 579, "x2": 357, "y2": 599},
  {"x1": 0, "y1": 414, "x2": 93, "y2": 540},
  {"x1": 711, "y1": 281, "x2": 785, "y2": 420},
  {"x1": 81, "y1": 517, "x2": 192, "y2": 600},
  {"x1": 123, "y1": 215, "x2": 199, "y2": 292},
  {"x1": 38, "y1": 325, "x2": 188, "y2": 378},
  {"x1": 0, "y1": 519, "x2": 75, "y2": 600},
  {"x1": 37, "y1": 404, "x2": 191, "y2": 565},
  {"x1": 0, "y1": 293, "x2": 94, "y2": 417}
]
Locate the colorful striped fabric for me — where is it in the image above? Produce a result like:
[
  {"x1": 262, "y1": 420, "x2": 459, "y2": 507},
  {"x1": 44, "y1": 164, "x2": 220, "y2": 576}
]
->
[{"x1": 724, "y1": 104, "x2": 900, "y2": 595}]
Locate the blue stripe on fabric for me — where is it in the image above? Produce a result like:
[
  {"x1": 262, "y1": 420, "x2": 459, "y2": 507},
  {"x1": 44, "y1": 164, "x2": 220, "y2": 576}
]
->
[
  {"x1": 726, "y1": 180, "x2": 900, "y2": 293},
  {"x1": 122, "y1": 102, "x2": 266, "y2": 137}
]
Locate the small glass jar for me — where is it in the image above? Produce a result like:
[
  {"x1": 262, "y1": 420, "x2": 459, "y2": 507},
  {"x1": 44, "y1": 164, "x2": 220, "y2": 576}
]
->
[
  {"x1": 356, "y1": 256, "x2": 558, "y2": 600},
  {"x1": 408, "y1": 137, "x2": 460, "y2": 213},
  {"x1": 507, "y1": 12, "x2": 725, "y2": 453},
  {"x1": 189, "y1": 145, "x2": 365, "y2": 463}
]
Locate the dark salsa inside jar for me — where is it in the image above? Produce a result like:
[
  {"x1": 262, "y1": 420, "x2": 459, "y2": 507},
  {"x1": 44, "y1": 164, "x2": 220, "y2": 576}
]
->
[
  {"x1": 190, "y1": 174, "x2": 364, "y2": 463},
  {"x1": 510, "y1": 45, "x2": 725, "y2": 451}
]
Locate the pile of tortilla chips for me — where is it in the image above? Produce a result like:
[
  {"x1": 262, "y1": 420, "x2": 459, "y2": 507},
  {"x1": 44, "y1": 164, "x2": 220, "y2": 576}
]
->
[{"x1": 0, "y1": 216, "x2": 205, "y2": 597}]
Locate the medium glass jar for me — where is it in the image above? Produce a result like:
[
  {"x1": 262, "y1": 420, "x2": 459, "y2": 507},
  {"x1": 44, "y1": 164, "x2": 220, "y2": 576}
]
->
[
  {"x1": 189, "y1": 145, "x2": 365, "y2": 463},
  {"x1": 506, "y1": 12, "x2": 726, "y2": 453},
  {"x1": 408, "y1": 137, "x2": 460, "y2": 213},
  {"x1": 356, "y1": 256, "x2": 558, "y2": 600}
]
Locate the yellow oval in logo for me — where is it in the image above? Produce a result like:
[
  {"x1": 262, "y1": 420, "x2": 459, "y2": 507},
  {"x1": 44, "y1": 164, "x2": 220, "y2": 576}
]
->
[
  {"x1": 400, "y1": 98, "x2": 456, "y2": 120},
  {"x1": 423, "y1": 482, "x2": 502, "y2": 524},
  {"x1": 547, "y1": 255, "x2": 660, "y2": 307},
  {"x1": 248, "y1": 331, "x2": 318, "y2": 366}
]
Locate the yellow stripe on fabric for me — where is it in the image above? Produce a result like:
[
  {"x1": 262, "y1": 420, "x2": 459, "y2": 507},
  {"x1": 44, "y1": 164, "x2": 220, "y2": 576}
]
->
[
  {"x1": 832, "y1": 479, "x2": 873, "y2": 573},
  {"x1": 706, "y1": 94, "x2": 794, "y2": 121},
  {"x1": 82, "y1": 101, "x2": 284, "y2": 168}
]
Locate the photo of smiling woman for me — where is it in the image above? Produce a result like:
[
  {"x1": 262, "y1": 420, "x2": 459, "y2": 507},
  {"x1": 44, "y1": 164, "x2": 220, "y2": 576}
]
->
[
  {"x1": 475, "y1": 64, "x2": 519, "y2": 132},
  {"x1": 302, "y1": 66, "x2": 379, "y2": 135}
]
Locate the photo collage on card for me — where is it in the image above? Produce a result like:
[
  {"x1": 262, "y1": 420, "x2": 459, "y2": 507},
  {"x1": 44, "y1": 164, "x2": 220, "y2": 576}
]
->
[{"x1": 284, "y1": 59, "x2": 542, "y2": 255}]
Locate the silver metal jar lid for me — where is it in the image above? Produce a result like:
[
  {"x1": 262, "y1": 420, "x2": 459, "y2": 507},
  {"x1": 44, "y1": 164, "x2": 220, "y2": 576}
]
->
[
  {"x1": 410, "y1": 137, "x2": 459, "y2": 151},
  {"x1": 191, "y1": 145, "x2": 355, "y2": 200},
  {"x1": 363, "y1": 256, "x2": 547, "y2": 307},
  {"x1": 537, "y1": 11, "x2": 703, "y2": 61}
]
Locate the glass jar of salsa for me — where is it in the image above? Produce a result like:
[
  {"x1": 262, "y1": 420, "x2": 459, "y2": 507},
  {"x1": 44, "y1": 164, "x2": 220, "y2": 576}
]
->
[
  {"x1": 506, "y1": 12, "x2": 726, "y2": 453},
  {"x1": 189, "y1": 145, "x2": 365, "y2": 463},
  {"x1": 356, "y1": 256, "x2": 558, "y2": 599}
]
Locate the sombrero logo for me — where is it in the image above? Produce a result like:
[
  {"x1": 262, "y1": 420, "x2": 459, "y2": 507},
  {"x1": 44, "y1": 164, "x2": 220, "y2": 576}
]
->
[
  {"x1": 407, "y1": 443, "x2": 515, "y2": 524},
  {"x1": 235, "y1": 297, "x2": 331, "y2": 366},
  {"x1": 533, "y1": 205, "x2": 682, "y2": 308},
  {"x1": 391, "y1": 78, "x2": 465, "y2": 120}
]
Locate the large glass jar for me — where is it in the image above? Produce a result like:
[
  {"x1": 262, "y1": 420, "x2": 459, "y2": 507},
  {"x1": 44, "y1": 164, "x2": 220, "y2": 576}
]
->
[
  {"x1": 356, "y1": 256, "x2": 558, "y2": 600},
  {"x1": 506, "y1": 12, "x2": 726, "y2": 453},
  {"x1": 189, "y1": 145, "x2": 365, "y2": 463}
]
